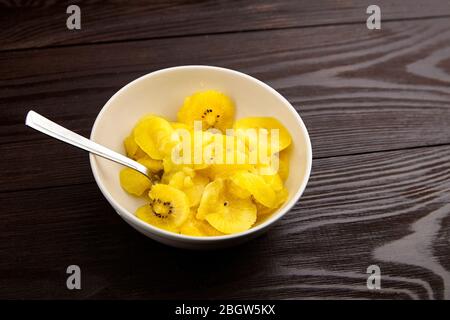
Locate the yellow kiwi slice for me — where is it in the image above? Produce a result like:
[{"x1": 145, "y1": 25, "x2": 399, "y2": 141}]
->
[
  {"x1": 161, "y1": 166, "x2": 193, "y2": 184},
  {"x1": 170, "y1": 122, "x2": 191, "y2": 131},
  {"x1": 179, "y1": 218, "x2": 205, "y2": 236},
  {"x1": 183, "y1": 174, "x2": 209, "y2": 207},
  {"x1": 204, "y1": 161, "x2": 253, "y2": 180},
  {"x1": 262, "y1": 173, "x2": 284, "y2": 192},
  {"x1": 196, "y1": 179, "x2": 224, "y2": 220},
  {"x1": 177, "y1": 90, "x2": 235, "y2": 131},
  {"x1": 230, "y1": 171, "x2": 277, "y2": 208},
  {"x1": 196, "y1": 179, "x2": 257, "y2": 234},
  {"x1": 168, "y1": 129, "x2": 215, "y2": 171},
  {"x1": 276, "y1": 187, "x2": 289, "y2": 207},
  {"x1": 255, "y1": 202, "x2": 276, "y2": 216},
  {"x1": 124, "y1": 134, "x2": 139, "y2": 158},
  {"x1": 166, "y1": 171, "x2": 185, "y2": 189},
  {"x1": 123, "y1": 133, "x2": 147, "y2": 160},
  {"x1": 255, "y1": 187, "x2": 288, "y2": 216},
  {"x1": 119, "y1": 168, "x2": 152, "y2": 196},
  {"x1": 205, "y1": 198, "x2": 257, "y2": 234},
  {"x1": 226, "y1": 179, "x2": 251, "y2": 199},
  {"x1": 201, "y1": 134, "x2": 253, "y2": 179},
  {"x1": 234, "y1": 117, "x2": 292, "y2": 154},
  {"x1": 134, "y1": 115, "x2": 179, "y2": 160},
  {"x1": 137, "y1": 155, "x2": 163, "y2": 172},
  {"x1": 180, "y1": 211, "x2": 224, "y2": 236},
  {"x1": 136, "y1": 184, "x2": 190, "y2": 231},
  {"x1": 278, "y1": 150, "x2": 290, "y2": 181},
  {"x1": 162, "y1": 156, "x2": 184, "y2": 173},
  {"x1": 166, "y1": 170, "x2": 209, "y2": 207}
]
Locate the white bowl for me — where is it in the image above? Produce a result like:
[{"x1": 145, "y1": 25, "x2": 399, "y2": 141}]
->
[{"x1": 89, "y1": 66, "x2": 312, "y2": 249}]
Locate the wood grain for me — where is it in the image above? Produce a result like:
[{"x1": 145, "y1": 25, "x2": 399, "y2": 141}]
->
[
  {"x1": 1, "y1": 1, "x2": 450, "y2": 300},
  {"x1": 0, "y1": 145, "x2": 448, "y2": 299},
  {"x1": 1, "y1": 0, "x2": 450, "y2": 51}
]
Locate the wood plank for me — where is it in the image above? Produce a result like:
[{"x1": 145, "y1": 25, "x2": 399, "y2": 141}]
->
[
  {"x1": 1, "y1": 19, "x2": 450, "y2": 195},
  {"x1": 1, "y1": 0, "x2": 450, "y2": 51},
  {"x1": 1, "y1": 145, "x2": 448, "y2": 299}
]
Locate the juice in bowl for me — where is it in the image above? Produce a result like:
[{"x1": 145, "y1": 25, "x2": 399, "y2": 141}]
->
[{"x1": 89, "y1": 66, "x2": 312, "y2": 249}]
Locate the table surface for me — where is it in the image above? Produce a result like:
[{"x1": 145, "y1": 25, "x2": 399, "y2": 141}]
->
[{"x1": 1, "y1": 1, "x2": 449, "y2": 300}]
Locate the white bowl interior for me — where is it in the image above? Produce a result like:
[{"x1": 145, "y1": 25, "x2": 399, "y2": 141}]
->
[{"x1": 90, "y1": 66, "x2": 311, "y2": 240}]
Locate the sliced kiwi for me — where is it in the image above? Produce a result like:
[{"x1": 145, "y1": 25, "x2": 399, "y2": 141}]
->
[
  {"x1": 195, "y1": 179, "x2": 257, "y2": 234},
  {"x1": 230, "y1": 171, "x2": 277, "y2": 208},
  {"x1": 177, "y1": 90, "x2": 235, "y2": 132},
  {"x1": 137, "y1": 155, "x2": 163, "y2": 172},
  {"x1": 134, "y1": 115, "x2": 179, "y2": 160},
  {"x1": 205, "y1": 198, "x2": 257, "y2": 234},
  {"x1": 119, "y1": 168, "x2": 152, "y2": 196},
  {"x1": 234, "y1": 117, "x2": 292, "y2": 154},
  {"x1": 136, "y1": 184, "x2": 189, "y2": 232},
  {"x1": 196, "y1": 179, "x2": 225, "y2": 220},
  {"x1": 179, "y1": 211, "x2": 224, "y2": 236}
]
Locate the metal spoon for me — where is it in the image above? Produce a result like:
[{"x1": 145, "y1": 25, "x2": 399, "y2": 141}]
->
[{"x1": 25, "y1": 110, "x2": 151, "y2": 178}]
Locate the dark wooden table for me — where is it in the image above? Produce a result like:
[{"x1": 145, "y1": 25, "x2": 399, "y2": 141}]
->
[{"x1": 1, "y1": 1, "x2": 449, "y2": 300}]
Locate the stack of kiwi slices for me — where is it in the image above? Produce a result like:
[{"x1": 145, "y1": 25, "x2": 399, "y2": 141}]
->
[{"x1": 119, "y1": 90, "x2": 292, "y2": 236}]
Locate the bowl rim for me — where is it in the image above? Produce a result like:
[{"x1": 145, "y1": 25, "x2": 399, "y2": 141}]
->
[{"x1": 89, "y1": 65, "x2": 312, "y2": 242}]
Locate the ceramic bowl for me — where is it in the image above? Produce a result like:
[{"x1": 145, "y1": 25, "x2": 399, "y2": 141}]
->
[{"x1": 89, "y1": 65, "x2": 312, "y2": 249}]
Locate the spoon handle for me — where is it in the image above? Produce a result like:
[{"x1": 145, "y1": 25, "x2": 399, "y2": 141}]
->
[{"x1": 25, "y1": 110, "x2": 149, "y2": 177}]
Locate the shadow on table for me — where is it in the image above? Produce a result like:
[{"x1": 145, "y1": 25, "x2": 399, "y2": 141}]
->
[{"x1": 100, "y1": 229, "x2": 289, "y2": 299}]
